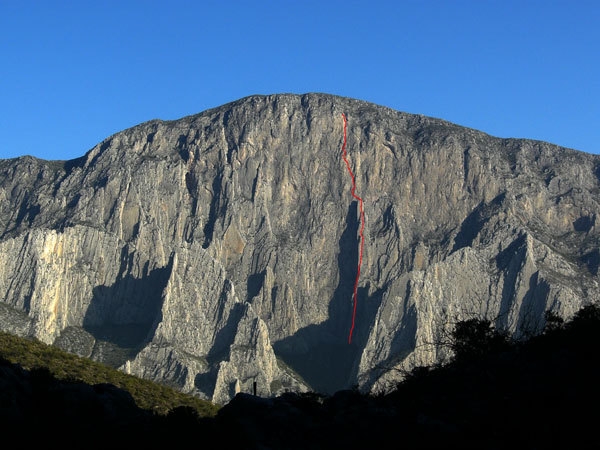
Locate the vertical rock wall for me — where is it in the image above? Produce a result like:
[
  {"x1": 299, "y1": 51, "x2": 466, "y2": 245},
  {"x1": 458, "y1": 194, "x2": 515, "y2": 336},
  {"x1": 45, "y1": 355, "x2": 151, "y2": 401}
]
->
[{"x1": 1, "y1": 93, "x2": 599, "y2": 403}]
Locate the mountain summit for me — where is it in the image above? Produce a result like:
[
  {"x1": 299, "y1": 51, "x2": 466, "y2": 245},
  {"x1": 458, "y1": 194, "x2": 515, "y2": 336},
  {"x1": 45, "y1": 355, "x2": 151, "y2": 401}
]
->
[{"x1": 1, "y1": 93, "x2": 598, "y2": 404}]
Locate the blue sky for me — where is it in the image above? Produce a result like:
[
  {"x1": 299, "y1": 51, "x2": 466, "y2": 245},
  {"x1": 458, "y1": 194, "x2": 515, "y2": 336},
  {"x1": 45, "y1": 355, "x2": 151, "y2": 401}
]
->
[{"x1": 1, "y1": 0, "x2": 599, "y2": 160}]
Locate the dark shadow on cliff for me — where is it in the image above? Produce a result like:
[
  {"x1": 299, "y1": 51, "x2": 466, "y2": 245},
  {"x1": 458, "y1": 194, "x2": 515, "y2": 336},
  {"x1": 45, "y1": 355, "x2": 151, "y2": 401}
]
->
[
  {"x1": 82, "y1": 254, "x2": 173, "y2": 367},
  {"x1": 452, "y1": 192, "x2": 505, "y2": 253},
  {"x1": 582, "y1": 248, "x2": 600, "y2": 276},
  {"x1": 202, "y1": 171, "x2": 224, "y2": 249},
  {"x1": 361, "y1": 293, "x2": 418, "y2": 389},
  {"x1": 516, "y1": 272, "x2": 550, "y2": 338},
  {"x1": 495, "y1": 234, "x2": 528, "y2": 330},
  {"x1": 273, "y1": 202, "x2": 380, "y2": 395},
  {"x1": 206, "y1": 302, "x2": 247, "y2": 366}
]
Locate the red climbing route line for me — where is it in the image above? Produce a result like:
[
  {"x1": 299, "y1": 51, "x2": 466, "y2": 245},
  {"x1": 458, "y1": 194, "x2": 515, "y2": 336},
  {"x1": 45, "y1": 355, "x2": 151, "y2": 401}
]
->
[{"x1": 341, "y1": 113, "x2": 365, "y2": 344}]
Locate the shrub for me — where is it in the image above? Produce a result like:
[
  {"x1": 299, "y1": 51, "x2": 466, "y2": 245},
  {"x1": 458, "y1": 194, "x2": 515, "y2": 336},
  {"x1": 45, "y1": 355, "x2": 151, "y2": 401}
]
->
[{"x1": 450, "y1": 318, "x2": 510, "y2": 362}]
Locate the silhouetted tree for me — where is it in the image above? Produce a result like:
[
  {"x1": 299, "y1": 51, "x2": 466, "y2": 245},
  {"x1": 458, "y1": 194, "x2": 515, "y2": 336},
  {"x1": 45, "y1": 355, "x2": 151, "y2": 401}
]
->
[
  {"x1": 570, "y1": 303, "x2": 600, "y2": 326},
  {"x1": 542, "y1": 310, "x2": 564, "y2": 334},
  {"x1": 565, "y1": 303, "x2": 600, "y2": 345},
  {"x1": 450, "y1": 318, "x2": 510, "y2": 363}
]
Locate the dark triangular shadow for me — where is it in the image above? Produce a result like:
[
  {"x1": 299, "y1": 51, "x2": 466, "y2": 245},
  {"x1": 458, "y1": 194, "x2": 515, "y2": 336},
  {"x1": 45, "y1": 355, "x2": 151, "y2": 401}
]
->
[{"x1": 273, "y1": 202, "x2": 379, "y2": 394}]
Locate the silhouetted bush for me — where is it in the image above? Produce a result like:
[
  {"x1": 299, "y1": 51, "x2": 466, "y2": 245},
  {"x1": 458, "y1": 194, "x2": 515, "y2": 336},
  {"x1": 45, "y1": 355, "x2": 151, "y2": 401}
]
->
[
  {"x1": 402, "y1": 365, "x2": 432, "y2": 383},
  {"x1": 570, "y1": 303, "x2": 600, "y2": 326},
  {"x1": 564, "y1": 303, "x2": 600, "y2": 345},
  {"x1": 450, "y1": 318, "x2": 510, "y2": 363},
  {"x1": 542, "y1": 310, "x2": 564, "y2": 334}
]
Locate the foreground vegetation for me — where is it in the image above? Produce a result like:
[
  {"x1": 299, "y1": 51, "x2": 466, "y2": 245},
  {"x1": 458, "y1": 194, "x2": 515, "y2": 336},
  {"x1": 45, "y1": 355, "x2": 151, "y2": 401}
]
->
[
  {"x1": 218, "y1": 303, "x2": 600, "y2": 449},
  {"x1": 1, "y1": 303, "x2": 599, "y2": 448},
  {"x1": 0, "y1": 331, "x2": 220, "y2": 417}
]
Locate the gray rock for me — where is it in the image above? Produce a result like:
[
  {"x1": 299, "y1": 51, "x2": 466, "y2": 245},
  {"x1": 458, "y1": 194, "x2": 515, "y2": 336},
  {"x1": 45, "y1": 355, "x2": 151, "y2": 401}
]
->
[{"x1": 1, "y1": 93, "x2": 598, "y2": 403}]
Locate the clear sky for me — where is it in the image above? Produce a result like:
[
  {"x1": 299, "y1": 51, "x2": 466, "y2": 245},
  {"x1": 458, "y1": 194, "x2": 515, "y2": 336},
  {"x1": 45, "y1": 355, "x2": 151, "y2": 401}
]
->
[{"x1": 1, "y1": 0, "x2": 599, "y2": 161}]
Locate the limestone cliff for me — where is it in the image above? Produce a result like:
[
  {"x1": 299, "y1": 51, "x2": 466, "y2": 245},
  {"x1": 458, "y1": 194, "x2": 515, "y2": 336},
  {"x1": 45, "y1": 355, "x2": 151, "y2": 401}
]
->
[{"x1": 1, "y1": 93, "x2": 599, "y2": 402}]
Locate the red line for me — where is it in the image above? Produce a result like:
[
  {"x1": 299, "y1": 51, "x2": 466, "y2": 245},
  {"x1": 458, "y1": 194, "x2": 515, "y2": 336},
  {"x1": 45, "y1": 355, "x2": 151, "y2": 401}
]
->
[{"x1": 341, "y1": 113, "x2": 365, "y2": 344}]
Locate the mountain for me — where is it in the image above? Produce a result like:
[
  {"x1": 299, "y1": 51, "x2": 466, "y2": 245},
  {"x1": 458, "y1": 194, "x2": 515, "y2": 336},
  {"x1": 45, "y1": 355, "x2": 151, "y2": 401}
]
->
[{"x1": 1, "y1": 93, "x2": 599, "y2": 405}]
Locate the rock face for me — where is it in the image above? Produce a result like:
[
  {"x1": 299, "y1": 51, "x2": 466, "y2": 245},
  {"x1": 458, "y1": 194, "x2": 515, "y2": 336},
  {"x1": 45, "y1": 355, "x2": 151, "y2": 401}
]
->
[{"x1": 1, "y1": 93, "x2": 599, "y2": 403}]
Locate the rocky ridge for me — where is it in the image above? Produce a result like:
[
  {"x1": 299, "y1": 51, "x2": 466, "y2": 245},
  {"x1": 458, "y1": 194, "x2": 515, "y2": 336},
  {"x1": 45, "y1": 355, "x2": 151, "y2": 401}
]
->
[{"x1": 1, "y1": 93, "x2": 599, "y2": 404}]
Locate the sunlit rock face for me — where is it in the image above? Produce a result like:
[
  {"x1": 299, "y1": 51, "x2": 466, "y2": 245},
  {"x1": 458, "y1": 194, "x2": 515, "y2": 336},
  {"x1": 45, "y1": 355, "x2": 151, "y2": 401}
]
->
[{"x1": 1, "y1": 93, "x2": 599, "y2": 403}]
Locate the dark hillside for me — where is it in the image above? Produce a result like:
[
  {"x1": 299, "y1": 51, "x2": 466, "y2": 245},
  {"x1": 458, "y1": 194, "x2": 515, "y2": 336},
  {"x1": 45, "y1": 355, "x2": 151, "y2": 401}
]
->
[
  {"x1": 2, "y1": 304, "x2": 599, "y2": 449},
  {"x1": 213, "y1": 304, "x2": 600, "y2": 449}
]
